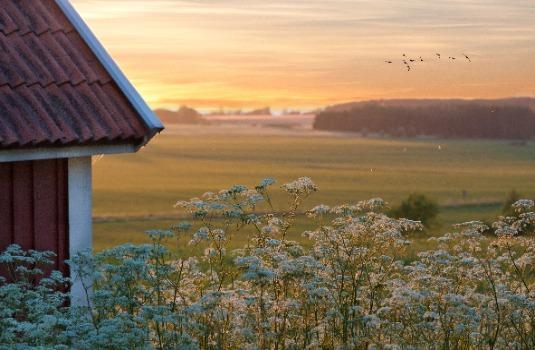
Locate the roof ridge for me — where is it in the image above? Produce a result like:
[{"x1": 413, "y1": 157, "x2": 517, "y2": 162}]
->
[
  {"x1": 23, "y1": 27, "x2": 76, "y2": 37},
  {"x1": 0, "y1": 78, "x2": 110, "y2": 91},
  {"x1": 0, "y1": 27, "x2": 76, "y2": 38}
]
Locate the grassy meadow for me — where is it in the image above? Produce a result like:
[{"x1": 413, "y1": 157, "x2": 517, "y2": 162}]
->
[{"x1": 93, "y1": 129, "x2": 535, "y2": 252}]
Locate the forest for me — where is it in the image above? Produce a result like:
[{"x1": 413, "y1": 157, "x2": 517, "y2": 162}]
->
[{"x1": 314, "y1": 102, "x2": 535, "y2": 139}]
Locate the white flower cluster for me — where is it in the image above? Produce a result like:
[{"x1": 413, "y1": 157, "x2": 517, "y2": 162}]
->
[
  {"x1": 282, "y1": 176, "x2": 318, "y2": 196},
  {"x1": 1, "y1": 178, "x2": 534, "y2": 349},
  {"x1": 493, "y1": 199, "x2": 535, "y2": 237}
]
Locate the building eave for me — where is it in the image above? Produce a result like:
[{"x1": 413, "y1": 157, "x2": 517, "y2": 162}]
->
[
  {"x1": 0, "y1": 144, "x2": 137, "y2": 163},
  {"x1": 55, "y1": 0, "x2": 165, "y2": 144}
]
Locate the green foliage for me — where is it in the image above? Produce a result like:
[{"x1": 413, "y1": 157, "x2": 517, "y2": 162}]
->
[
  {"x1": 389, "y1": 193, "x2": 439, "y2": 227},
  {"x1": 0, "y1": 245, "x2": 71, "y2": 349},
  {"x1": 1, "y1": 179, "x2": 535, "y2": 349}
]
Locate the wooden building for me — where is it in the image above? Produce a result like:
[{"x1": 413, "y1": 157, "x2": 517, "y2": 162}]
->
[{"x1": 0, "y1": 0, "x2": 164, "y2": 300}]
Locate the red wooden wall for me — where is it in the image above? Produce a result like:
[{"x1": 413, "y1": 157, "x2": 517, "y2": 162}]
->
[{"x1": 0, "y1": 159, "x2": 69, "y2": 275}]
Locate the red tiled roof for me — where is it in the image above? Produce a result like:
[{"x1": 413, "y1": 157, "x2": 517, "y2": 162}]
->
[{"x1": 0, "y1": 0, "x2": 154, "y2": 149}]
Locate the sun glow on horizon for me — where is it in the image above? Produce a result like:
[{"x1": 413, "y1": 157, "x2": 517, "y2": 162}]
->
[{"x1": 72, "y1": 0, "x2": 535, "y2": 110}]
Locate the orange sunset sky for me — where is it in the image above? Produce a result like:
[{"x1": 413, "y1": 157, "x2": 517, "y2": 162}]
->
[{"x1": 71, "y1": 0, "x2": 535, "y2": 111}]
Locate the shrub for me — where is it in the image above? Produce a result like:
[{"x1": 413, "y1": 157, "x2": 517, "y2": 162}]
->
[
  {"x1": 389, "y1": 193, "x2": 439, "y2": 227},
  {"x1": 1, "y1": 178, "x2": 535, "y2": 349},
  {"x1": 0, "y1": 246, "x2": 70, "y2": 348},
  {"x1": 502, "y1": 189, "x2": 522, "y2": 216}
]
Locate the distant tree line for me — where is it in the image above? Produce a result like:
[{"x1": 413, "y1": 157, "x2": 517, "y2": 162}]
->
[
  {"x1": 314, "y1": 103, "x2": 535, "y2": 139},
  {"x1": 154, "y1": 106, "x2": 206, "y2": 124},
  {"x1": 206, "y1": 107, "x2": 272, "y2": 116}
]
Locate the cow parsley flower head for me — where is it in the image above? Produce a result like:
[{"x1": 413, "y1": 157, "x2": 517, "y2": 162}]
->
[
  {"x1": 493, "y1": 221, "x2": 519, "y2": 237},
  {"x1": 306, "y1": 204, "x2": 331, "y2": 218},
  {"x1": 243, "y1": 189, "x2": 264, "y2": 205},
  {"x1": 513, "y1": 199, "x2": 534, "y2": 213},
  {"x1": 357, "y1": 198, "x2": 387, "y2": 212},
  {"x1": 172, "y1": 221, "x2": 192, "y2": 232},
  {"x1": 256, "y1": 177, "x2": 276, "y2": 189},
  {"x1": 362, "y1": 314, "x2": 381, "y2": 328},
  {"x1": 189, "y1": 227, "x2": 210, "y2": 245},
  {"x1": 204, "y1": 247, "x2": 222, "y2": 258},
  {"x1": 229, "y1": 184, "x2": 248, "y2": 194},
  {"x1": 282, "y1": 177, "x2": 318, "y2": 196},
  {"x1": 146, "y1": 229, "x2": 174, "y2": 240}
]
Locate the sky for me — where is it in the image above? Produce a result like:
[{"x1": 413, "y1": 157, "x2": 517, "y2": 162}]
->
[{"x1": 71, "y1": 0, "x2": 535, "y2": 111}]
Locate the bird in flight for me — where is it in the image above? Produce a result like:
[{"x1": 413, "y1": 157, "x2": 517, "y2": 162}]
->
[
  {"x1": 384, "y1": 52, "x2": 472, "y2": 71},
  {"x1": 399, "y1": 58, "x2": 411, "y2": 71}
]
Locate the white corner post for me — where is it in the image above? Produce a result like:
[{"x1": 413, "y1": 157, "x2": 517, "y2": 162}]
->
[{"x1": 68, "y1": 157, "x2": 93, "y2": 306}]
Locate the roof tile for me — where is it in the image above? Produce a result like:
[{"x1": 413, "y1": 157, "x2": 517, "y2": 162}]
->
[{"x1": 0, "y1": 0, "x2": 149, "y2": 150}]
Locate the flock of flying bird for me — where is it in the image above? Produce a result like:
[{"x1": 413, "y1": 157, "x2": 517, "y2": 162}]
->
[{"x1": 385, "y1": 53, "x2": 472, "y2": 71}]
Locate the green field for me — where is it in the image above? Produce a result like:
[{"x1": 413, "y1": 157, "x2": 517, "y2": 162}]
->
[{"x1": 93, "y1": 132, "x2": 535, "y2": 252}]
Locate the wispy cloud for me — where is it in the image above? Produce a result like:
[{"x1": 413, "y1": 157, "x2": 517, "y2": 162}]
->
[{"x1": 72, "y1": 0, "x2": 535, "y2": 109}]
